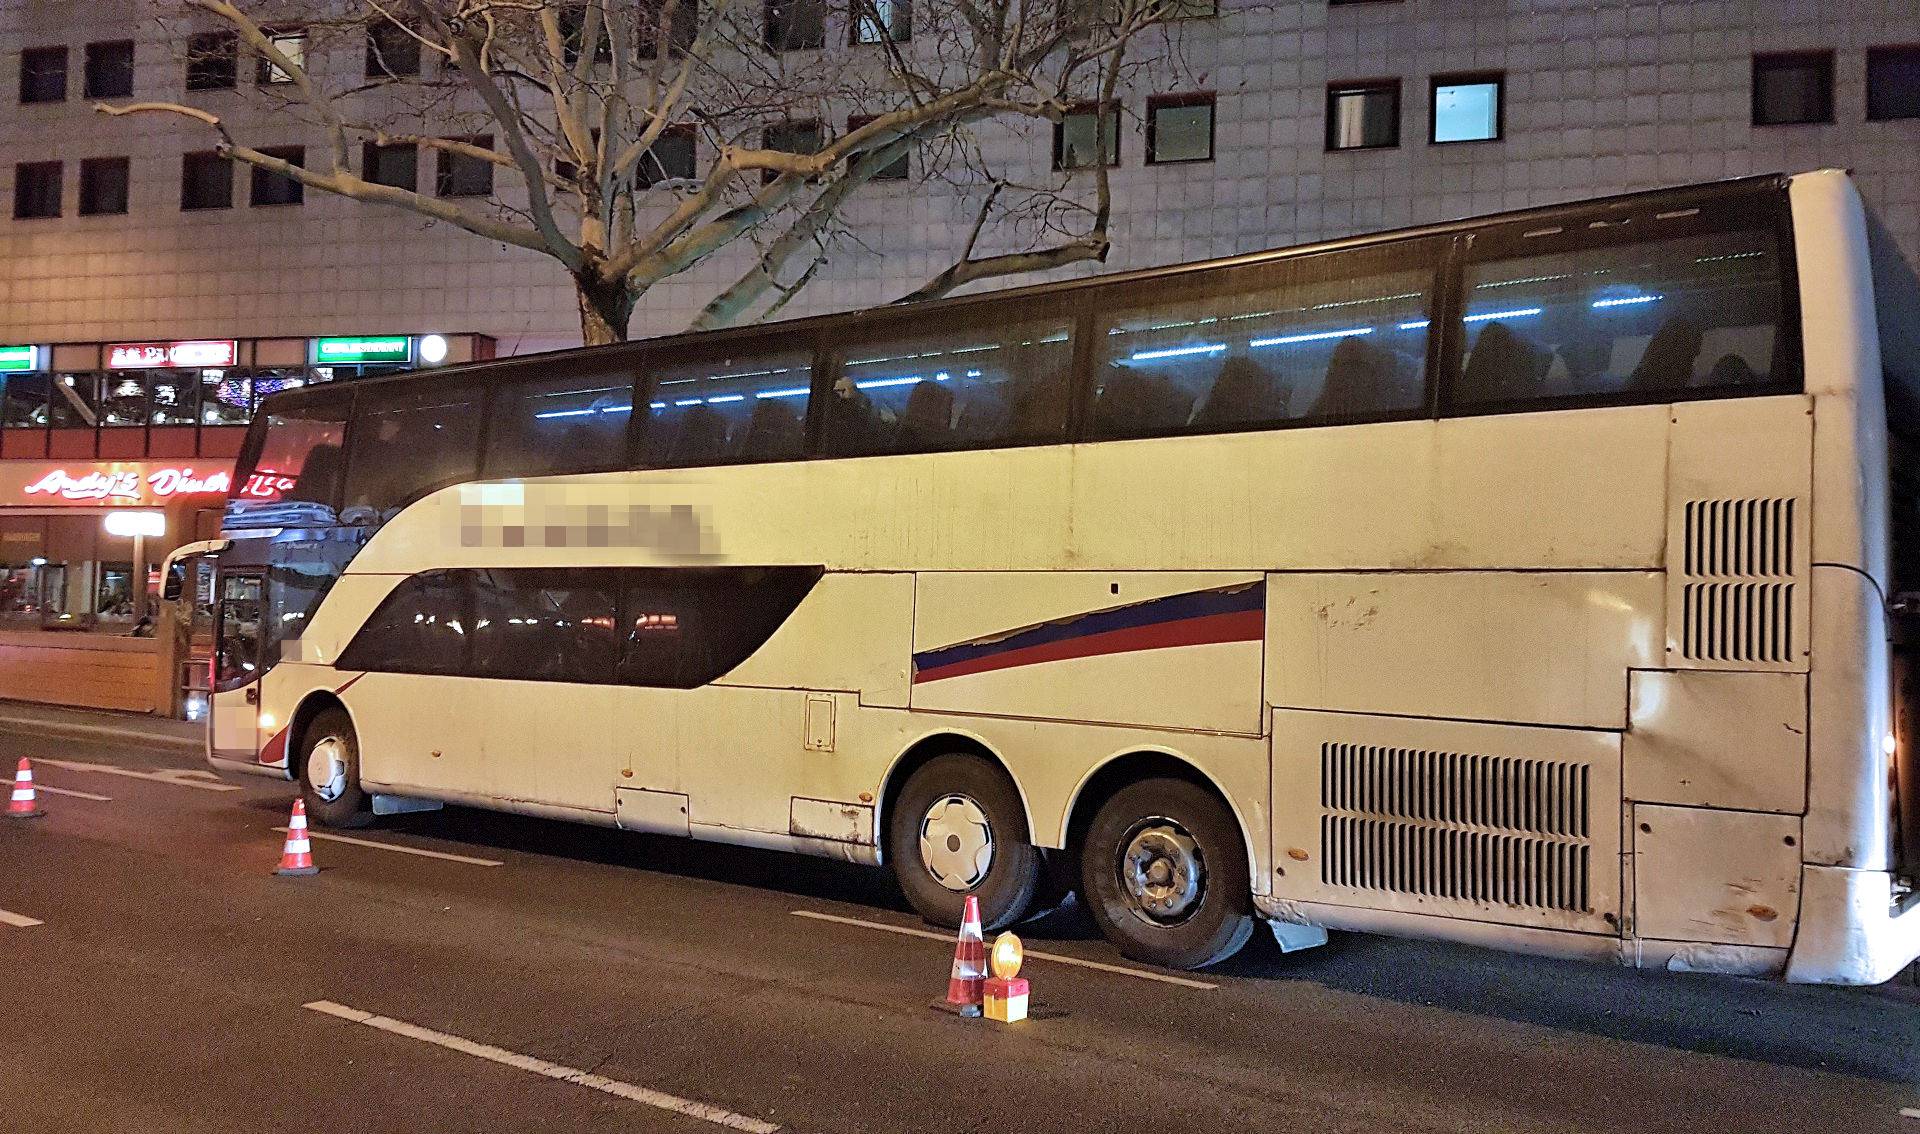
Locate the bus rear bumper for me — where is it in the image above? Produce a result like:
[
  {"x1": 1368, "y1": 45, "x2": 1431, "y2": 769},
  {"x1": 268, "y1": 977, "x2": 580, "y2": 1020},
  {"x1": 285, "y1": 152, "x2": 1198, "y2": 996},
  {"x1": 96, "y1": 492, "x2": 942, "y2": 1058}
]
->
[{"x1": 1784, "y1": 864, "x2": 1920, "y2": 984}]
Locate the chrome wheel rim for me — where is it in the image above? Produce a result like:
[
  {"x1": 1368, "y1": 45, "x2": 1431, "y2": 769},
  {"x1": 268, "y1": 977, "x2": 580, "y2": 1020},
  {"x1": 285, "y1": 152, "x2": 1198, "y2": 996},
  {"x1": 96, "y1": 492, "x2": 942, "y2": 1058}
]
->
[
  {"x1": 307, "y1": 736, "x2": 349, "y2": 803},
  {"x1": 1119, "y1": 818, "x2": 1205, "y2": 926},
  {"x1": 919, "y1": 794, "x2": 993, "y2": 892}
]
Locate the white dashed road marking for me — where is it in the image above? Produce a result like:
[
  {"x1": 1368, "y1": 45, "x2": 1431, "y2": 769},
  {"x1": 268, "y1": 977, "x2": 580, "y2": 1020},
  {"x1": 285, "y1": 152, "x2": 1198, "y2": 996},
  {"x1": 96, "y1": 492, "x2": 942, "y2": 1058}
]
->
[
  {"x1": 0, "y1": 908, "x2": 44, "y2": 928},
  {"x1": 789, "y1": 909, "x2": 1219, "y2": 989},
  {"x1": 303, "y1": 1000, "x2": 779, "y2": 1133},
  {"x1": 38, "y1": 759, "x2": 240, "y2": 792},
  {"x1": 271, "y1": 827, "x2": 504, "y2": 867},
  {"x1": 0, "y1": 776, "x2": 111, "y2": 802}
]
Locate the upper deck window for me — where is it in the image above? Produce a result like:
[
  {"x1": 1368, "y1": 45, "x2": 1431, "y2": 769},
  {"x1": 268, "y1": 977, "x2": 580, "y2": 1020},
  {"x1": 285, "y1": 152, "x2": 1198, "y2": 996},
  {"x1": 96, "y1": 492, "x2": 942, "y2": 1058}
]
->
[
  {"x1": 1091, "y1": 247, "x2": 1435, "y2": 438},
  {"x1": 1450, "y1": 225, "x2": 1790, "y2": 412},
  {"x1": 824, "y1": 317, "x2": 1074, "y2": 456},
  {"x1": 485, "y1": 367, "x2": 637, "y2": 478},
  {"x1": 342, "y1": 387, "x2": 481, "y2": 521},
  {"x1": 229, "y1": 399, "x2": 350, "y2": 527},
  {"x1": 637, "y1": 349, "x2": 813, "y2": 467}
]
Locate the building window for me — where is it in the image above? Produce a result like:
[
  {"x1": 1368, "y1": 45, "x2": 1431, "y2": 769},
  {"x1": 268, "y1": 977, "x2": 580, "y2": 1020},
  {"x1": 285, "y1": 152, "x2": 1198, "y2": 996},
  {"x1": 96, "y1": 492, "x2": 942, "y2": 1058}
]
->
[
  {"x1": 19, "y1": 46, "x2": 67, "y2": 104},
  {"x1": 846, "y1": 115, "x2": 909, "y2": 180},
  {"x1": 851, "y1": 0, "x2": 911, "y2": 43},
  {"x1": 435, "y1": 136, "x2": 495, "y2": 197},
  {"x1": 250, "y1": 146, "x2": 304, "y2": 206},
  {"x1": 78, "y1": 156, "x2": 130, "y2": 215},
  {"x1": 559, "y1": 5, "x2": 616, "y2": 66},
  {"x1": 366, "y1": 17, "x2": 422, "y2": 78},
  {"x1": 765, "y1": 0, "x2": 826, "y2": 51},
  {"x1": 180, "y1": 150, "x2": 233, "y2": 210},
  {"x1": 1326, "y1": 79, "x2": 1400, "y2": 150},
  {"x1": 12, "y1": 161, "x2": 61, "y2": 219},
  {"x1": 638, "y1": 0, "x2": 699, "y2": 59},
  {"x1": 186, "y1": 31, "x2": 238, "y2": 91},
  {"x1": 83, "y1": 40, "x2": 134, "y2": 99},
  {"x1": 1867, "y1": 46, "x2": 1920, "y2": 122},
  {"x1": 761, "y1": 119, "x2": 822, "y2": 184},
  {"x1": 362, "y1": 141, "x2": 418, "y2": 190},
  {"x1": 639, "y1": 124, "x2": 698, "y2": 185},
  {"x1": 1164, "y1": 0, "x2": 1217, "y2": 15},
  {"x1": 1430, "y1": 73, "x2": 1503, "y2": 143},
  {"x1": 257, "y1": 30, "x2": 306, "y2": 85},
  {"x1": 1146, "y1": 93, "x2": 1215, "y2": 164},
  {"x1": 1054, "y1": 103, "x2": 1120, "y2": 170},
  {"x1": 1752, "y1": 51, "x2": 1833, "y2": 126}
]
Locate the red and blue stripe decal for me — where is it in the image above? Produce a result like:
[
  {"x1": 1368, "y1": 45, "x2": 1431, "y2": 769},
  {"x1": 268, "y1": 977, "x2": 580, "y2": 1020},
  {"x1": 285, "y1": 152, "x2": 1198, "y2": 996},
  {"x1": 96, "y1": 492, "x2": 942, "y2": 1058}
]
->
[{"x1": 912, "y1": 581, "x2": 1265, "y2": 685}]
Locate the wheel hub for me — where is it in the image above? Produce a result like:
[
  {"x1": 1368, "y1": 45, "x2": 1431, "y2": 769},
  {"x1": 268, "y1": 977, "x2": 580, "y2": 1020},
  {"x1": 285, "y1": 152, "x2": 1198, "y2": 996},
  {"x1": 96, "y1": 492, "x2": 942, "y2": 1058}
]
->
[
  {"x1": 1120, "y1": 819, "x2": 1204, "y2": 925},
  {"x1": 919, "y1": 794, "x2": 993, "y2": 892},
  {"x1": 307, "y1": 736, "x2": 348, "y2": 803}
]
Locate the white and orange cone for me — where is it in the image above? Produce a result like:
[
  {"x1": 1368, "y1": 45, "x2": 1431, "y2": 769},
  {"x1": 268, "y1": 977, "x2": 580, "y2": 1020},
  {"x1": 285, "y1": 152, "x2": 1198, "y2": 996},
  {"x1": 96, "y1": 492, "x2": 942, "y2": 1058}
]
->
[
  {"x1": 274, "y1": 798, "x2": 319, "y2": 876},
  {"x1": 7, "y1": 757, "x2": 45, "y2": 819},
  {"x1": 937, "y1": 894, "x2": 986, "y2": 1016}
]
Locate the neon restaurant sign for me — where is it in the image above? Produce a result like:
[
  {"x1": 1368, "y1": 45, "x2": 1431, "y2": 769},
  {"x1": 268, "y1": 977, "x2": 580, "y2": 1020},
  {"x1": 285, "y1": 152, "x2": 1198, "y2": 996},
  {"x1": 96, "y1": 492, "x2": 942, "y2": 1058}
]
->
[
  {"x1": 5, "y1": 463, "x2": 233, "y2": 506},
  {"x1": 312, "y1": 336, "x2": 413, "y2": 365},
  {"x1": 106, "y1": 340, "x2": 239, "y2": 369}
]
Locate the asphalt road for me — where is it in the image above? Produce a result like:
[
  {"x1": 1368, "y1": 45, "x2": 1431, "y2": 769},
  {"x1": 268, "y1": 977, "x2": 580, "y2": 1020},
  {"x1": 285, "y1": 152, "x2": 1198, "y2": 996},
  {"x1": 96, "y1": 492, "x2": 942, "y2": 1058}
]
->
[{"x1": 0, "y1": 726, "x2": 1915, "y2": 1134}]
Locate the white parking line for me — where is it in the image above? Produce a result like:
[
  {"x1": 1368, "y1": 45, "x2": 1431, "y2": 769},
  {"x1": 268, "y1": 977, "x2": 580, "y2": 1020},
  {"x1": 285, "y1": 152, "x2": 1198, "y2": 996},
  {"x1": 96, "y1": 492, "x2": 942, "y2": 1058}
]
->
[
  {"x1": 272, "y1": 827, "x2": 504, "y2": 867},
  {"x1": 1899, "y1": 1107, "x2": 1920, "y2": 1120},
  {"x1": 789, "y1": 909, "x2": 1219, "y2": 990},
  {"x1": 38, "y1": 759, "x2": 240, "y2": 793},
  {"x1": 303, "y1": 1000, "x2": 778, "y2": 1133},
  {"x1": 0, "y1": 776, "x2": 111, "y2": 802},
  {"x1": 0, "y1": 908, "x2": 44, "y2": 928}
]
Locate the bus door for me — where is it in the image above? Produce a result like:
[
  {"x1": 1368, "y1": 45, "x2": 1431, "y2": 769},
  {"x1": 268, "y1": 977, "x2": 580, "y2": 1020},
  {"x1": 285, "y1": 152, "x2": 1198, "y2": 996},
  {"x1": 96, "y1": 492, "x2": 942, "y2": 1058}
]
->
[{"x1": 210, "y1": 569, "x2": 265, "y2": 763}]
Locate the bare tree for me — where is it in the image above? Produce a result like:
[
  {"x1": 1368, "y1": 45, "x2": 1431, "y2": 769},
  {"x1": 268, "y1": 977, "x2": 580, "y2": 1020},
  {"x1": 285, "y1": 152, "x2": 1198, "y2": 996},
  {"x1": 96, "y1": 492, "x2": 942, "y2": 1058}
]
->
[{"x1": 99, "y1": 0, "x2": 1193, "y2": 344}]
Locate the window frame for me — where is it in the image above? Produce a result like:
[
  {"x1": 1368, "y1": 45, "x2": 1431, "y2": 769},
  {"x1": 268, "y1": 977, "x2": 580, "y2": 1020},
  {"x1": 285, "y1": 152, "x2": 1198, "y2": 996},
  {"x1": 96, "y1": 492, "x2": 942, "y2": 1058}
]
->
[
  {"x1": 1145, "y1": 92, "x2": 1216, "y2": 165},
  {"x1": 362, "y1": 140, "x2": 418, "y2": 190},
  {"x1": 19, "y1": 45, "x2": 68, "y2": 104},
  {"x1": 637, "y1": 123, "x2": 698, "y2": 186},
  {"x1": 1867, "y1": 44, "x2": 1920, "y2": 123},
  {"x1": 1435, "y1": 184, "x2": 1804, "y2": 419},
  {"x1": 78, "y1": 155, "x2": 130, "y2": 216},
  {"x1": 185, "y1": 31, "x2": 240, "y2": 92},
  {"x1": 1428, "y1": 71, "x2": 1504, "y2": 145},
  {"x1": 764, "y1": 0, "x2": 828, "y2": 51},
  {"x1": 1325, "y1": 78, "x2": 1401, "y2": 151},
  {"x1": 434, "y1": 135, "x2": 496, "y2": 198},
  {"x1": 12, "y1": 160, "x2": 63, "y2": 220},
  {"x1": 760, "y1": 118, "x2": 823, "y2": 185},
  {"x1": 248, "y1": 145, "x2": 305, "y2": 206},
  {"x1": 255, "y1": 28, "x2": 307, "y2": 86},
  {"x1": 850, "y1": 0, "x2": 912, "y2": 44},
  {"x1": 365, "y1": 16, "x2": 423, "y2": 78},
  {"x1": 82, "y1": 40, "x2": 135, "y2": 99},
  {"x1": 180, "y1": 150, "x2": 234, "y2": 210},
  {"x1": 1053, "y1": 101, "x2": 1121, "y2": 171},
  {"x1": 1751, "y1": 50, "x2": 1835, "y2": 127}
]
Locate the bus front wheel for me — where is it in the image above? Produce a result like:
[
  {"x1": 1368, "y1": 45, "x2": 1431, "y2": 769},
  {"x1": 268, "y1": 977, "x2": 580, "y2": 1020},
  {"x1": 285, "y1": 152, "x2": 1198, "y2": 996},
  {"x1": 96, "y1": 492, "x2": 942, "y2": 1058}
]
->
[
  {"x1": 1079, "y1": 778, "x2": 1255, "y2": 969},
  {"x1": 887, "y1": 754, "x2": 1042, "y2": 933},
  {"x1": 298, "y1": 707, "x2": 373, "y2": 829}
]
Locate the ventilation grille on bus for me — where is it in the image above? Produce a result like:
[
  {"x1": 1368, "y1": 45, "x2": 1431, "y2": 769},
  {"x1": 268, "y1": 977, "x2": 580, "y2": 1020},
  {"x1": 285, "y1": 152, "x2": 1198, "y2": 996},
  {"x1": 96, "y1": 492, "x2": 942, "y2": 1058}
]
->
[
  {"x1": 1679, "y1": 498, "x2": 1796, "y2": 664},
  {"x1": 1319, "y1": 743, "x2": 1592, "y2": 913}
]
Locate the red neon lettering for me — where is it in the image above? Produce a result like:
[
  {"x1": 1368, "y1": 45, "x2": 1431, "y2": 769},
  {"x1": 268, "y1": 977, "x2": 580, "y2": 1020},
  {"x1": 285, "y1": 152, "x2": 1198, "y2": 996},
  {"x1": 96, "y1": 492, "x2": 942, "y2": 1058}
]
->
[
  {"x1": 146, "y1": 468, "x2": 232, "y2": 497},
  {"x1": 23, "y1": 469, "x2": 142, "y2": 502},
  {"x1": 241, "y1": 472, "x2": 298, "y2": 500}
]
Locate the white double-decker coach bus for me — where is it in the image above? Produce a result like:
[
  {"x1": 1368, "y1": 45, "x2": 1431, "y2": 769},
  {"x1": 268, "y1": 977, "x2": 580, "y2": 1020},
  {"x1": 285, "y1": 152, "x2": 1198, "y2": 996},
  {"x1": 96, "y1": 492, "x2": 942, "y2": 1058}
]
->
[{"x1": 175, "y1": 169, "x2": 1920, "y2": 980}]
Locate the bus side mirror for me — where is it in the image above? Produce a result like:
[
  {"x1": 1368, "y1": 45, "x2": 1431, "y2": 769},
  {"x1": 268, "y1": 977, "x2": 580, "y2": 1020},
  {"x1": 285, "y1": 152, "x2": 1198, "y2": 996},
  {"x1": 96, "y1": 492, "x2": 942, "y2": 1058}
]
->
[{"x1": 162, "y1": 562, "x2": 187, "y2": 602}]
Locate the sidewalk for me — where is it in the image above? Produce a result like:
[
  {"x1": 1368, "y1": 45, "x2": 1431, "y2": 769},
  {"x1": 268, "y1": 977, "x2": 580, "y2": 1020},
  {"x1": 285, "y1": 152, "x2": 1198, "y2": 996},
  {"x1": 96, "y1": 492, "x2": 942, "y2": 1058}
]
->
[{"x1": 0, "y1": 699, "x2": 203, "y2": 752}]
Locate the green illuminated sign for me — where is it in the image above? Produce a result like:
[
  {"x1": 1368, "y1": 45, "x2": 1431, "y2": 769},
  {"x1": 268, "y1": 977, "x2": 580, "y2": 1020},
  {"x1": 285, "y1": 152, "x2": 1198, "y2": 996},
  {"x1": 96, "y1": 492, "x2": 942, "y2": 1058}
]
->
[
  {"x1": 0, "y1": 345, "x2": 38, "y2": 373},
  {"x1": 312, "y1": 336, "x2": 413, "y2": 365}
]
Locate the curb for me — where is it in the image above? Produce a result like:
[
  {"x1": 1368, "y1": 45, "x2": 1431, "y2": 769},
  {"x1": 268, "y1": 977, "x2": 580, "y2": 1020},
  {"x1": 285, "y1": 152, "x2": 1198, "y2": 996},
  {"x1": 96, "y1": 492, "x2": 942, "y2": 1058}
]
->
[{"x1": 0, "y1": 714, "x2": 203, "y2": 753}]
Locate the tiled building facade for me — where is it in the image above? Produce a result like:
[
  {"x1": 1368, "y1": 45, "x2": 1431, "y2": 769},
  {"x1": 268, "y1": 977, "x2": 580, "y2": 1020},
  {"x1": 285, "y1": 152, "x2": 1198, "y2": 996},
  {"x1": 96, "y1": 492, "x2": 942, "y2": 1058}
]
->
[{"x1": 2, "y1": 0, "x2": 1918, "y2": 355}]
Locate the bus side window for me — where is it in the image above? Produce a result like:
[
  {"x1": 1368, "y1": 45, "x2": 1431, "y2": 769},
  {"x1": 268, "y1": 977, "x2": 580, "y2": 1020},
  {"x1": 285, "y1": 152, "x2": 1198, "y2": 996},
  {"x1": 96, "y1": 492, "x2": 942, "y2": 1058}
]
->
[
  {"x1": 823, "y1": 317, "x2": 1075, "y2": 457},
  {"x1": 638, "y1": 351, "x2": 813, "y2": 468},
  {"x1": 484, "y1": 369, "x2": 637, "y2": 479},
  {"x1": 1451, "y1": 224, "x2": 1788, "y2": 412},
  {"x1": 1091, "y1": 247, "x2": 1435, "y2": 439},
  {"x1": 336, "y1": 570, "x2": 471, "y2": 676}
]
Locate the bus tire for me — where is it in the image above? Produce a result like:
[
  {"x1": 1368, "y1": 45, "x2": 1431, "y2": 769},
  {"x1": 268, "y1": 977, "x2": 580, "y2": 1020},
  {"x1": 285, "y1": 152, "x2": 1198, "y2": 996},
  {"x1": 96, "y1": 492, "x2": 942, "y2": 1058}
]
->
[
  {"x1": 298, "y1": 707, "x2": 373, "y2": 829},
  {"x1": 888, "y1": 754, "x2": 1042, "y2": 933},
  {"x1": 1079, "y1": 777, "x2": 1255, "y2": 970}
]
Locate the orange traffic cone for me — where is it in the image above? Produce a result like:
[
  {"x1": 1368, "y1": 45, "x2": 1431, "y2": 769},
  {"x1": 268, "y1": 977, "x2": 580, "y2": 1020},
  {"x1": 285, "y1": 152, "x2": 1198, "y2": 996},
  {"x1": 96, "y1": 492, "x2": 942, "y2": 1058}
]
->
[
  {"x1": 936, "y1": 894, "x2": 986, "y2": 1016},
  {"x1": 275, "y1": 798, "x2": 319, "y2": 876},
  {"x1": 7, "y1": 757, "x2": 45, "y2": 819}
]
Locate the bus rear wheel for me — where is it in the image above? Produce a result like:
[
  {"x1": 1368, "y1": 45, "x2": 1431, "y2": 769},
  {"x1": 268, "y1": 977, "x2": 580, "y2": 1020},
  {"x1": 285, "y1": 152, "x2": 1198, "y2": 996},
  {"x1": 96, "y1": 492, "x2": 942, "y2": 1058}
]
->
[
  {"x1": 1079, "y1": 778, "x2": 1255, "y2": 969},
  {"x1": 888, "y1": 754, "x2": 1042, "y2": 933},
  {"x1": 299, "y1": 707, "x2": 373, "y2": 829}
]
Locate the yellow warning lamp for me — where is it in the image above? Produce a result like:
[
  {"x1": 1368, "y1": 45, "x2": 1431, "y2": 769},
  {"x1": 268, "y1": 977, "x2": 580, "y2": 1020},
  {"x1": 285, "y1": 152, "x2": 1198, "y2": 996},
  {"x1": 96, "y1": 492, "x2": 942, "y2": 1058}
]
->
[
  {"x1": 983, "y1": 932, "x2": 1029, "y2": 1023},
  {"x1": 990, "y1": 932, "x2": 1024, "y2": 980}
]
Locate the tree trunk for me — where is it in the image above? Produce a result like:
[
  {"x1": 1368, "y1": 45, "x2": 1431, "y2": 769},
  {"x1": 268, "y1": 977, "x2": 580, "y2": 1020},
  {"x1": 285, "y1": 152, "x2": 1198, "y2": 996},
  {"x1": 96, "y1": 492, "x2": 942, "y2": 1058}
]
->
[{"x1": 575, "y1": 275, "x2": 636, "y2": 346}]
